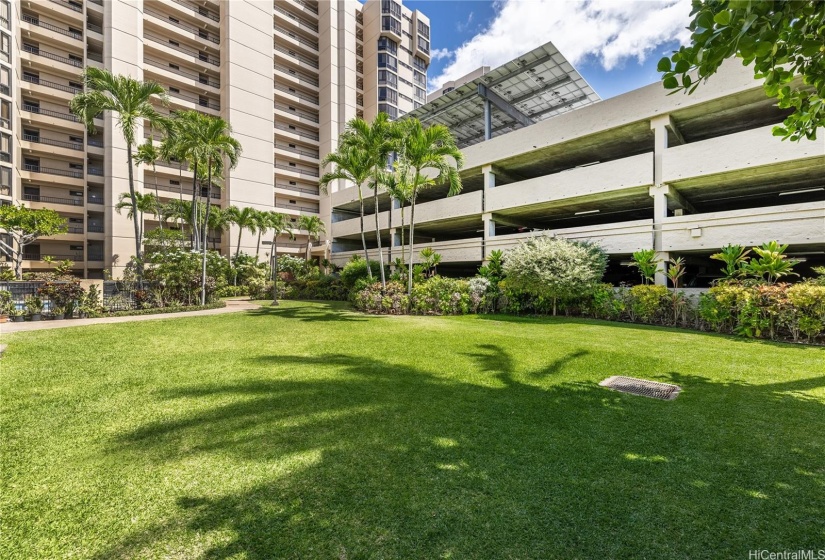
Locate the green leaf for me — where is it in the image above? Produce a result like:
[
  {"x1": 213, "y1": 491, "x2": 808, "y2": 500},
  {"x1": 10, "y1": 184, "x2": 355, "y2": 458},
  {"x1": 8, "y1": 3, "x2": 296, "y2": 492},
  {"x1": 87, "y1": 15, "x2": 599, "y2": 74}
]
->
[
  {"x1": 674, "y1": 59, "x2": 690, "y2": 73},
  {"x1": 713, "y1": 10, "x2": 732, "y2": 26},
  {"x1": 663, "y1": 76, "x2": 679, "y2": 89},
  {"x1": 657, "y1": 57, "x2": 672, "y2": 72},
  {"x1": 772, "y1": 126, "x2": 788, "y2": 136}
]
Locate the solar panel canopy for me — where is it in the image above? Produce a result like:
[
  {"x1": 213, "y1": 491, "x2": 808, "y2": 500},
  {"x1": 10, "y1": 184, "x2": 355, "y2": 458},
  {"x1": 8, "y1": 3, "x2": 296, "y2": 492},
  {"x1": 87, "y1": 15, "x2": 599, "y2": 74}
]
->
[{"x1": 406, "y1": 41, "x2": 601, "y2": 148}]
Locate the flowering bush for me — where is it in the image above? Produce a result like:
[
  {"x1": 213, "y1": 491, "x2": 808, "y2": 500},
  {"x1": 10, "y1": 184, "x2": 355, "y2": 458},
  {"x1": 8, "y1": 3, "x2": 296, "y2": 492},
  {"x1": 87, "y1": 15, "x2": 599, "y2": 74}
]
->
[
  {"x1": 143, "y1": 249, "x2": 227, "y2": 305},
  {"x1": 353, "y1": 281, "x2": 408, "y2": 314},
  {"x1": 410, "y1": 277, "x2": 471, "y2": 315}
]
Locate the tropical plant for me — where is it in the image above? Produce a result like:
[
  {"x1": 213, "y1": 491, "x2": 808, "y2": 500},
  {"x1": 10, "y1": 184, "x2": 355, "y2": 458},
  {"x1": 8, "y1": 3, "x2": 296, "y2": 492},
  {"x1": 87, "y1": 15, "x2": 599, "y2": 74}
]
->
[
  {"x1": 320, "y1": 138, "x2": 374, "y2": 279},
  {"x1": 396, "y1": 119, "x2": 464, "y2": 293},
  {"x1": 502, "y1": 236, "x2": 608, "y2": 316},
  {"x1": 419, "y1": 247, "x2": 442, "y2": 278},
  {"x1": 24, "y1": 295, "x2": 44, "y2": 316},
  {"x1": 265, "y1": 212, "x2": 295, "y2": 305},
  {"x1": 0, "y1": 205, "x2": 68, "y2": 279},
  {"x1": 627, "y1": 249, "x2": 660, "y2": 285},
  {"x1": 659, "y1": 0, "x2": 825, "y2": 141},
  {"x1": 226, "y1": 206, "x2": 258, "y2": 260},
  {"x1": 744, "y1": 240, "x2": 800, "y2": 283},
  {"x1": 115, "y1": 192, "x2": 159, "y2": 248},
  {"x1": 380, "y1": 166, "x2": 413, "y2": 267},
  {"x1": 70, "y1": 67, "x2": 168, "y2": 275},
  {"x1": 710, "y1": 244, "x2": 751, "y2": 279},
  {"x1": 133, "y1": 140, "x2": 165, "y2": 228},
  {"x1": 298, "y1": 215, "x2": 326, "y2": 260},
  {"x1": 252, "y1": 209, "x2": 270, "y2": 261}
]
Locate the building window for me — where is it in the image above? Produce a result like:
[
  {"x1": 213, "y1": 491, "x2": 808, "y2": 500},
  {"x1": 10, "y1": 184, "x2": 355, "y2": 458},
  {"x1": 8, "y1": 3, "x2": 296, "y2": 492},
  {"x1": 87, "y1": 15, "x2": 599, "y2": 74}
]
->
[
  {"x1": 378, "y1": 53, "x2": 397, "y2": 71},
  {"x1": 417, "y1": 20, "x2": 429, "y2": 38},
  {"x1": 413, "y1": 56, "x2": 428, "y2": 71},
  {"x1": 378, "y1": 103, "x2": 398, "y2": 119},
  {"x1": 381, "y1": 0, "x2": 401, "y2": 18},
  {"x1": 0, "y1": 66, "x2": 9, "y2": 96},
  {"x1": 415, "y1": 86, "x2": 426, "y2": 101},
  {"x1": 381, "y1": 16, "x2": 401, "y2": 35},
  {"x1": 0, "y1": 1, "x2": 9, "y2": 30},
  {"x1": 417, "y1": 36, "x2": 429, "y2": 54},
  {"x1": 377, "y1": 36, "x2": 397, "y2": 54},
  {"x1": 0, "y1": 32, "x2": 9, "y2": 63},
  {"x1": 0, "y1": 132, "x2": 10, "y2": 162},
  {"x1": 378, "y1": 70, "x2": 397, "y2": 88},
  {"x1": 414, "y1": 70, "x2": 427, "y2": 88},
  {"x1": 0, "y1": 166, "x2": 10, "y2": 193},
  {"x1": 378, "y1": 87, "x2": 397, "y2": 104}
]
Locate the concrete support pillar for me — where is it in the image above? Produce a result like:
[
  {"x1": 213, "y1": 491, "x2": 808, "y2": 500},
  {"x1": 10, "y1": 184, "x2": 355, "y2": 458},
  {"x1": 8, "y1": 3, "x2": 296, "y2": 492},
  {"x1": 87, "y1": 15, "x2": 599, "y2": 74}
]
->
[
  {"x1": 390, "y1": 228, "x2": 400, "y2": 247},
  {"x1": 482, "y1": 212, "x2": 495, "y2": 261},
  {"x1": 484, "y1": 98, "x2": 492, "y2": 141},
  {"x1": 482, "y1": 164, "x2": 495, "y2": 213},
  {"x1": 649, "y1": 184, "x2": 670, "y2": 285}
]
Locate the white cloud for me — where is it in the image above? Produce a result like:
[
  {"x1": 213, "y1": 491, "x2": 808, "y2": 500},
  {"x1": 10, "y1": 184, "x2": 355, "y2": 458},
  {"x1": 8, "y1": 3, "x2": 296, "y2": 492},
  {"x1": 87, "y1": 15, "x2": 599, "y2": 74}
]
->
[
  {"x1": 431, "y1": 48, "x2": 453, "y2": 61},
  {"x1": 429, "y1": 0, "x2": 693, "y2": 91}
]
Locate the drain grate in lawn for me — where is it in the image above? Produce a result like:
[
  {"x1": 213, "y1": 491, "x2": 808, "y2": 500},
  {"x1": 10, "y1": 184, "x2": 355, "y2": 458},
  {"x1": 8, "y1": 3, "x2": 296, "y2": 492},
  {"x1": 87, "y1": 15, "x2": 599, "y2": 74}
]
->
[{"x1": 599, "y1": 376, "x2": 681, "y2": 400}]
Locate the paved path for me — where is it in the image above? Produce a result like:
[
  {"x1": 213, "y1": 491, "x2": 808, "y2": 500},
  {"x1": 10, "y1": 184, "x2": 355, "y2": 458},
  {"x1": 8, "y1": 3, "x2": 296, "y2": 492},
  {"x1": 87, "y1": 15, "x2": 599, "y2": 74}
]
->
[{"x1": 0, "y1": 299, "x2": 261, "y2": 335}]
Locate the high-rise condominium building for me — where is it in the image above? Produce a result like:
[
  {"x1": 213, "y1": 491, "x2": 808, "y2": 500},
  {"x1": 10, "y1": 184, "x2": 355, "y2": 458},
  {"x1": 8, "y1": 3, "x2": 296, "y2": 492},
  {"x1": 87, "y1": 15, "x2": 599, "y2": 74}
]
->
[{"x1": 1, "y1": 0, "x2": 430, "y2": 278}]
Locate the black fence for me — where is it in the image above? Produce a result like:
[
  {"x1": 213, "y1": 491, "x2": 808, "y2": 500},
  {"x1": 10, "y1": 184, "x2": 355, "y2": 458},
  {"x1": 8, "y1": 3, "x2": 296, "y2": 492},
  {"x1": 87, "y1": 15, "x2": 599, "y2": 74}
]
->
[
  {"x1": 102, "y1": 281, "x2": 141, "y2": 311},
  {"x1": 0, "y1": 281, "x2": 55, "y2": 312}
]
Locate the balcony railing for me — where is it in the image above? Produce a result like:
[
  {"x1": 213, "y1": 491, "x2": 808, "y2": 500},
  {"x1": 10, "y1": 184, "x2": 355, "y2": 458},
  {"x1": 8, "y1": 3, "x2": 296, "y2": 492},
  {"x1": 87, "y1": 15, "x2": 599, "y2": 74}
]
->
[
  {"x1": 144, "y1": 58, "x2": 220, "y2": 88},
  {"x1": 273, "y1": 25, "x2": 318, "y2": 51},
  {"x1": 22, "y1": 44, "x2": 83, "y2": 68},
  {"x1": 87, "y1": 225, "x2": 104, "y2": 233},
  {"x1": 274, "y1": 82, "x2": 318, "y2": 105},
  {"x1": 273, "y1": 44, "x2": 318, "y2": 69},
  {"x1": 88, "y1": 166, "x2": 104, "y2": 176},
  {"x1": 274, "y1": 102, "x2": 319, "y2": 123},
  {"x1": 24, "y1": 253, "x2": 83, "y2": 261},
  {"x1": 275, "y1": 202, "x2": 319, "y2": 213},
  {"x1": 154, "y1": 182, "x2": 220, "y2": 199},
  {"x1": 87, "y1": 138, "x2": 103, "y2": 147},
  {"x1": 276, "y1": 183, "x2": 320, "y2": 196},
  {"x1": 274, "y1": 63, "x2": 319, "y2": 87},
  {"x1": 87, "y1": 195, "x2": 104, "y2": 204},
  {"x1": 166, "y1": 88, "x2": 220, "y2": 110},
  {"x1": 144, "y1": 6, "x2": 220, "y2": 44},
  {"x1": 145, "y1": 32, "x2": 220, "y2": 66},
  {"x1": 87, "y1": 52, "x2": 103, "y2": 63},
  {"x1": 89, "y1": 0, "x2": 103, "y2": 5},
  {"x1": 22, "y1": 134, "x2": 83, "y2": 151},
  {"x1": 274, "y1": 5, "x2": 318, "y2": 32},
  {"x1": 88, "y1": 253, "x2": 104, "y2": 261},
  {"x1": 22, "y1": 74, "x2": 82, "y2": 95},
  {"x1": 22, "y1": 103, "x2": 81, "y2": 123},
  {"x1": 275, "y1": 142, "x2": 319, "y2": 159},
  {"x1": 67, "y1": 226, "x2": 84, "y2": 234},
  {"x1": 49, "y1": 0, "x2": 83, "y2": 13},
  {"x1": 275, "y1": 162, "x2": 319, "y2": 178},
  {"x1": 23, "y1": 193, "x2": 84, "y2": 206},
  {"x1": 23, "y1": 164, "x2": 84, "y2": 179},
  {"x1": 274, "y1": 122, "x2": 319, "y2": 141},
  {"x1": 169, "y1": 0, "x2": 220, "y2": 22},
  {"x1": 22, "y1": 14, "x2": 83, "y2": 39},
  {"x1": 86, "y1": 21, "x2": 102, "y2": 34}
]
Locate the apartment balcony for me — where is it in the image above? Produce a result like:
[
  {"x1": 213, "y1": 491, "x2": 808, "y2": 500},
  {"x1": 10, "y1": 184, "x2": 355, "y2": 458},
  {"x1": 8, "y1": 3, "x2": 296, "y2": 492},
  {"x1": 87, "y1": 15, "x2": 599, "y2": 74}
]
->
[
  {"x1": 274, "y1": 122, "x2": 320, "y2": 145},
  {"x1": 86, "y1": 20, "x2": 103, "y2": 40},
  {"x1": 274, "y1": 102, "x2": 320, "y2": 126},
  {"x1": 488, "y1": 220, "x2": 655, "y2": 257},
  {"x1": 23, "y1": 252, "x2": 84, "y2": 267},
  {"x1": 165, "y1": 0, "x2": 221, "y2": 26},
  {"x1": 661, "y1": 201, "x2": 825, "y2": 252},
  {"x1": 274, "y1": 201, "x2": 320, "y2": 215},
  {"x1": 288, "y1": 0, "x2": 318, "y2": 18},
  {"x1": 144, "y1": 32, "x2": 220, "y2": 67},
  {"x1": 20, "y1": 14, "x2": 83, "y2": 43},
  {"x1": 21, "y1": 103, "x2": 85, "y2": 132},
  {"x1": 87, "y1": 137, "x2": 105, "y2": 155},
  {"x1": 143, "y1": 57, "x2": 220, "y2": 92},
  {"x1": 151, "y1": 180, "x2": 221, "y2": 200},
  {"x1": 39, "y1": 0, "x2": 83, "y2": 22},
  {"x1": 274, "y1": 63, "x2": 319, "y2": 90},
  {"x1": 663, "y1": 125, "x2": 825, "y2": 184},
  {"x1": 21, "y1": 73, "x2": 83, "y2": 103},
  {"x1": 21, "y1": 164, "x2": 85, "y2": 188},
  {"x1": 87, "y1": 224, "x2": 105, "y2": 239},
  {"x1": 274, "y1": 142, "x2": 319, "y2": 163},
  {"x1": 22, "y1": 192, "x2": 84, "y2": 212},
  {"x1": 87, "y1": 193, "x2": 104, "y2": 206},
  {"x1": 274, "y1": 5, "x2": 319, "y2": 37},
  {"x1": 274, "y1": 82, "x2": 319, "y2": 110},
  {"x1": 162, "y1": 88, "x2": 220, "y2": 114},
  {"x1": 274, "y1": 43, "x2": 318, "y2": 72},
  {"x1": 87, "y1": 166, "x2": 104, "y2": 184},
  {"x1": 274, "y1": 182, "x2": 321, "y2": 199},
  {"x1": 144, "y1": 5, "x2": 220, "y2": 46},
  {"x1": 273, "y1": 25, "x2": 318, "y2": 56},
  {"x1": 274, "y1": 161, "x2": 319, "y2": 181},
  {"x1": 21, "y1": 44, "x2": 84, "y2": 73},
  {"x1": 485, "y1": 153, "x2": 654, "y2": 213},
  {"x1": 87, "y1": 0, "x2": 103, "y2": 11},
  {"x1": 20, "y1": 133, "x2": 84, "y2": 159}
]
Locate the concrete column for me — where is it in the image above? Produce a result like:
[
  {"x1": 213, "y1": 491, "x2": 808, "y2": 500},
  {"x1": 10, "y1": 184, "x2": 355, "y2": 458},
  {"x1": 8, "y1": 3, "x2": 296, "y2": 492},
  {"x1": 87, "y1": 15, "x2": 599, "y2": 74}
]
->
[
  {"x1": 484, "y1": 99, "x2": 492, "y2": 140},
  {"x1": 482, "y1": 212, "x2": 495, "y2": 261},
  {"x1": 650, "y1": 114, "x2": 670, "y2": 188},
  {"x1": 482, "y1": 164, "x2": 495, "y2": 212},
  {"x1": 390, "y1": 228, "x2": 400, "y2": 247},
  {"x1": 649, "y1": 184, "x2": 670, "y2": 285}
]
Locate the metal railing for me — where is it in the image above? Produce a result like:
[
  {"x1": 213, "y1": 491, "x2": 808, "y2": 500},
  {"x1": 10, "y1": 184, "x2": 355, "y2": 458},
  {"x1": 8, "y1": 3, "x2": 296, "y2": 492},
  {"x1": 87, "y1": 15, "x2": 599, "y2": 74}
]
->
[
  {"x1": 49, "y1": 0, "x2": 83, "y2": 13},
  {"x1": 87, "y1": 138, "x2": 103, "y2": 147},
  {"x1": 22, "y1": 134, "x2": 84, "y2": 151},
  {"x1": 88, "y1": 253, "x2": 104, "y2": 261},
  {"x1": 273, "y1": 82, "x2": 318, "y2": 105},
  {"x1": 145, "y1": 32, "x2": 220, "y2": 65},
  {"x1": 87, "y1": 225, "x2": 104, "y2": 233},
  {"x1": 274, "y1": 63, "x2": 319, "y2": 87},
  {"x1": 67, "y1": 226, "x2": 84, "y2": 234},
  {"x1": 86, "y1": 21, "x2": 102, "y2": 33},
  {"x1": 275, "y1": 183, "x2": 320, "y2": 196},
  {"x1": 274, "y1": 5, "x2": 318, "y2": 32},
  {"x1": 89, "y1": 0, "x2": 103, "y2": 5},
  {"x1": 23, "y1": 74, "x2": 82, "y2": 95},
  {"x1": 144, "y1": 6, "x2": 220, "y2": 44},
  {"x1": 273, "y1": 25, "x2": 318, "y2": 51},
  {"x1": 274, "y1": 44, "x2": 318, "y2": 68},
  {"x1": 166, "y1": 88, "x2": 220, "y2": 110},
  {"x1": 291, "y1": 0, "x2": 318, "y2": 15},
  {"x1": 23, "y1": 103, "x2": 81, "y2": 122},
  {"x1": 88, "y1": 167, "x2": 104, "y2": 176},
  {"x1": 275, "y1": 202, "x2": 320, "y2": 213},
  {"x1": 22, "y1": 14, "x2": 83, "y2": 39},
  {"x1": 24, "y1": 253, "x2": 82, "y2": 261},
  {"x1": 154, "y1": 182, "x2": 220, "y2": 199},
  {"x1": 275, "y1": 162, "x2": 319, "y2": 178},
  {"x1": 275, "y1": 142, "x2": 319, "y2": 159},
  {"x1": 144, "y1": 57, "x2": 220, "y2": 88},
  {"x1": 274, "y1": 102, "x2": 319, "y2": 123},
  {"x1": 274, "y1": 122, "x2": 319, "y2": 141},
  {"x1": 22, "y1": 44, "x2": 84, "y2": 67},
  {"x1": 87, "y1": 51, "x2": 103, "y2": 63},
  {"x1": 23, "y1": 193, "x2": 83, "y2": 206},
  {"x1": 87, "y1": 195, "x2": 104, "y2": 204},
  {"x1": 169, "y1": 0, "x2": 220, "y2": 22},
  {"x1": 23, "y1": 164, "x2": 84, "y2": 179}
]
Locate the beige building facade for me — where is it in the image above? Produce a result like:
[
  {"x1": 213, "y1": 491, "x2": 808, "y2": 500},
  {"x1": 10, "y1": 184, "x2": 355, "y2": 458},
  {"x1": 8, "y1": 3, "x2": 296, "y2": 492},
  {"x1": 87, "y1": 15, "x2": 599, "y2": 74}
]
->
[{"x1": 3, "y1": 0, "x2": 429, "y2": 278}]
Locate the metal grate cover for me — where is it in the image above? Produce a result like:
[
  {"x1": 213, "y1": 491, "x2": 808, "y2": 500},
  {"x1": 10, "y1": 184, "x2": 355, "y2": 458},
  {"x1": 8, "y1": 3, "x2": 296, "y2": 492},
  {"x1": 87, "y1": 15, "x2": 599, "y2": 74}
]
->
[{"x1": 599, "y1": 376, "x2": 681, "y2": 400}]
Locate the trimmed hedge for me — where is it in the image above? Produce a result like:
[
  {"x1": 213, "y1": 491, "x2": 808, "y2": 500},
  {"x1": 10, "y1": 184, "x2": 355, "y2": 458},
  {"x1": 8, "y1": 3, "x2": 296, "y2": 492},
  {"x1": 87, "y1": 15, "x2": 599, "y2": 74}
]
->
[{"x1": 88, "y1": 300, "x2": 227, "y2": 318}]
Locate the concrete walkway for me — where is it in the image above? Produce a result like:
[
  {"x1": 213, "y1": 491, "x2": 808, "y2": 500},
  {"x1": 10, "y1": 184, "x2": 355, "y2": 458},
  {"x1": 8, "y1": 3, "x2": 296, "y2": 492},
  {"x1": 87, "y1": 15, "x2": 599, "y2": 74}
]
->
[{"x1": 0, "y1": 299, "x2": 261, "y2": 335}]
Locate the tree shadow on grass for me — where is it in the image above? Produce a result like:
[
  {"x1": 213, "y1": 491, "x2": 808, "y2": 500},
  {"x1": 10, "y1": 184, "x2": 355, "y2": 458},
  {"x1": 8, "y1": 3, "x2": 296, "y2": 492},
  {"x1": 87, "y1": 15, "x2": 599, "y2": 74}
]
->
[
  {"x1": 245, "y1": 301, "x2": 373, "y2": 323},
  {"x1": 96, "y1": 346, "x2": 825, "y2": 559}
]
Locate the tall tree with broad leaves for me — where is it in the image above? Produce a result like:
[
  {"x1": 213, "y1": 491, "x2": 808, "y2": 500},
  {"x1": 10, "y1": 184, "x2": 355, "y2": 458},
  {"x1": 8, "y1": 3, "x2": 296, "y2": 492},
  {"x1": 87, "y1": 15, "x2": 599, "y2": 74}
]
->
[
  {"x1": 395, "y1": 119, "x2": 464, "y2": 293},
  {"x1": 319, "y1": 140, "x2": 374, "y2": 278},
  {"x1": 70, "y1": 67, "x2": 168, "y2": 277}
]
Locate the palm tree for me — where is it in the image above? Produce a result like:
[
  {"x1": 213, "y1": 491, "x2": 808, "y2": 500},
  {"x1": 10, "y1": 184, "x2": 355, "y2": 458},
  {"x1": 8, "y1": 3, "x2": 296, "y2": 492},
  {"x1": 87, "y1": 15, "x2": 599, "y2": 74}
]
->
[
  {"x1": 252, "y1": 209, "x2": 269, "y2": 262},
  {"x1": 207, "y1": 206, "x2": 231, "y2": 251},
  {"x1": 341, "y1": 114, "x2": 399, "y2": 288},
  {"x1": 70, "y1": 67, "x2": 168, "y2": 277},
  {"x1": 266, "y1": 211, "x2": 294, "y2": 306},
  {"x1": 226, "y1": 205, "x2": 257, "y2": 260},
  {"x1": 378, "y1": 167, "x2": 412, "y2": 267},
  {"x1": 166, "y1": 110, "x2": 208, "y2": 250},
  {"x1": 396, "y1": 120, "x2": 464, "y2": 293},
  {"x1": 319, "y1": 137, "x2": 374, "y2": 279},
  {"x1": 115, "y1": 192, "x2": 159, "y2": 250},
  {"x1": 158, "y1": 116, "x2": 190, "y2": 226},
  {"x1": 298, "y1": 214, "x2": 326, "y2": 261},
  {"x1": 133, "y1": 140, "x2": 163, "y2": 230}
]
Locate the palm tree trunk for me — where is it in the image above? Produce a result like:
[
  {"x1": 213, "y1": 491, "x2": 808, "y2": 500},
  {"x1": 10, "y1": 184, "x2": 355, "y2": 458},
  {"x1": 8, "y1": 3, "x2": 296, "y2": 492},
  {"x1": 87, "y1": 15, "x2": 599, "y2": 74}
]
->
[
  {"x1": 271, "y1": 234, "x2": 280, "y2": 305},
  {"x1": 190, "y1": 160, "x2": 200, "y2": 251},
  {"x1": 373, "y1": 182, "x2": 385, "y2": 288},
  {"x1": 407, "y1": 190, "x2": 417, "y2": 294},
  {"x1": 126, "y1": 144, "x2": 143, "y2": 279},
  {"x1": 388, "y1": 197, "x2": 393, "y2": 267},
  {"x1": 153, "y1": 163, "x2": 162, "y2": 231},
  {"x1": 357, "y1": 184, "x2": 371, "y2": 279},
  {"x1": 256, "y1": 230, "x2": 262, "y2": 261},
  {"x1": 235, "y1": 228, "x2": 243, "y2": 260},
  {"x1": 201, "y1": 157, "x2": 213, "y2": 306}
]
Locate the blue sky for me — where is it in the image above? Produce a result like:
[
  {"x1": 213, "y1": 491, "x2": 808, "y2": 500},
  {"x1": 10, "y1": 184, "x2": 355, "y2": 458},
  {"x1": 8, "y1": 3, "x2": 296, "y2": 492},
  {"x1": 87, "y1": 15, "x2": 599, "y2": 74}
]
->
[{"x1": 400, "y1": 0, "x2": 692, "y2": 99}]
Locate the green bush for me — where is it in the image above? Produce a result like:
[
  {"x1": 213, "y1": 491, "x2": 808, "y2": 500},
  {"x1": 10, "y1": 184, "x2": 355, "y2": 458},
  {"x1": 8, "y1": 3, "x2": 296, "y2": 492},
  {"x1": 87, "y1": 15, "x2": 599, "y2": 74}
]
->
[
  {"x1": 340, "y1": 256, "x2": 385, "y2": 290},
  {"x1": 624, "y1": 284, "x2": 670, "y2": 324},
  {"x1": 216, "y1": 285, "x2": 251, "y2": 298},
  {"x1": 410, "y1": 276, "x2": 471, "y2": 315},
  {"x1": 282, "y1": 276, "x2": 348, "y2": 301},
  {"x1": 583, "y1": 283, "x2": 625, "y2": 320},
  {"x1": 353, "y1": 281, "x2": 408, "y2": 314}
]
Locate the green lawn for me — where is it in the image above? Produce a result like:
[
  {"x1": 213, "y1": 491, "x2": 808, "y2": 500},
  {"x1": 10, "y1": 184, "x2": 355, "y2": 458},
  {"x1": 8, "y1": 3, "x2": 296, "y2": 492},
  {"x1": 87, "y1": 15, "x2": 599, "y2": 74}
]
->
[{"x1": 2, "y1": 301, "x2": 824, "y2": 559}]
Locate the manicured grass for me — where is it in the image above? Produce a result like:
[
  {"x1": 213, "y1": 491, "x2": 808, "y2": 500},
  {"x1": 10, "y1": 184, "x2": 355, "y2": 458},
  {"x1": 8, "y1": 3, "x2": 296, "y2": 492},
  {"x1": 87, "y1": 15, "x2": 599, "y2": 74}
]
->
[{"x1": 2, "y1": 300, "x2": 824, "y2": 559}]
